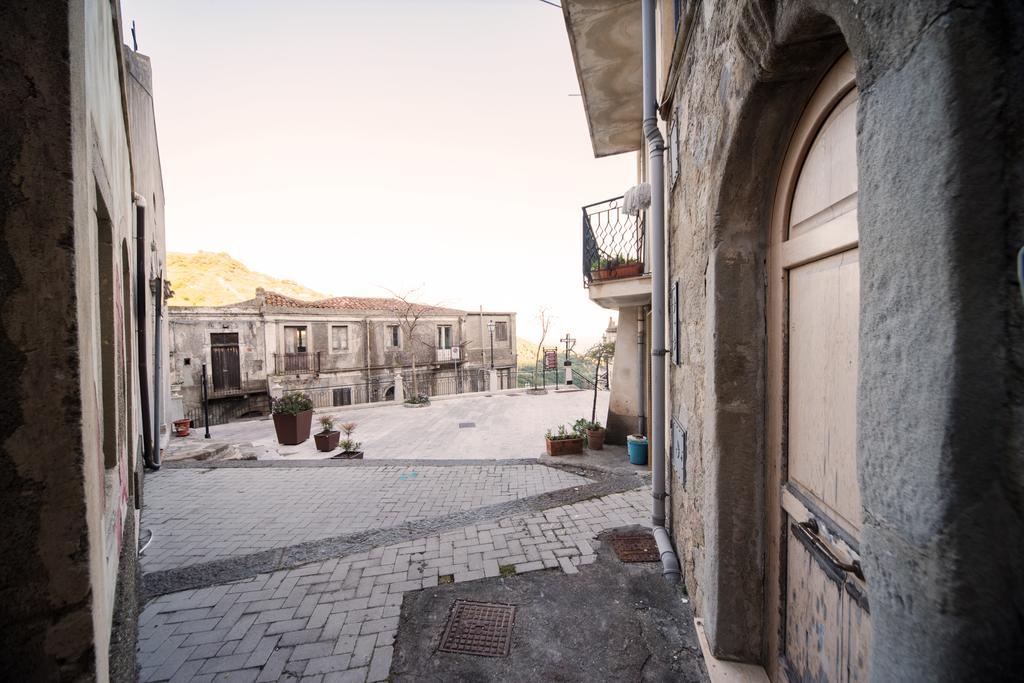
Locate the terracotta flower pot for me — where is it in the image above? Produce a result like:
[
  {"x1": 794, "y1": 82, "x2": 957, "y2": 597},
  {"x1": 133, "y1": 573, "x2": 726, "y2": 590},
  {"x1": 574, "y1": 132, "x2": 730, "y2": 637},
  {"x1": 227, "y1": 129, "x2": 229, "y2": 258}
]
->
[
  {"x1": 586, "y1": 427, "x2": 606, "y2": 450},
  {"x1": 273, "y1": 409, "x2": 313, "y2": 445},
  {"x1": 314, "y1": 430, "x2": 340, "y2": 452},
  {"x1": 545, "y1": 437, "x2": 585, "y2": 456},
  {"x1": 173, "y1": 418, "x2": 191, "y2": 437}
]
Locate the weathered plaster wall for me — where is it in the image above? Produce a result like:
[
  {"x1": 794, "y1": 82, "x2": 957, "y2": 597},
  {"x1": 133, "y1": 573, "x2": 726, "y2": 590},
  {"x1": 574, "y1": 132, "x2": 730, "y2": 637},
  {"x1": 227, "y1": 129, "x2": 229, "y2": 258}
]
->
[
  {"x1": 125, "y1": 48, "x2": 171, "y2": 447},
  {"x1": 0, "y1": 1, "x2": 151, "y2": 678},
  {"x1": 168, "y1": 307, "x2": 266, "y2": 410},
  {"x1": 606, "y1": 305, "x2": 642, "y2": 444},
  {"x1": 664, "y1": 0, "x2": 1023, "y2": 678},
  {"x1": 0, "y1": 2, "x2": 97, "y2": 679},
  {"x1": 464, "y1": 312, "x2": 517, "y2": 369}
]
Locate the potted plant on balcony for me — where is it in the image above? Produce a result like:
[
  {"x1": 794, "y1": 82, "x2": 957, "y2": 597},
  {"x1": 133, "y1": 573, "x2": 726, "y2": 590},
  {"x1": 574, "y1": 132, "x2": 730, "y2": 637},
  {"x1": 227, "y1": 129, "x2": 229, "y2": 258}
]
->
[
  {"x1": 331, "y1": 422, "x2": 364, "y2": 459},
  {"x1": 545, "y1": 423, "x2": 585, "y2": 456},
  {"x1": 271, "y1": 393, "x2": 314, "y2": 445},
  {"x1": 314, "y1": 415, "x2": 340, "y2": 452},
  {"x1": 592, "y1": 255, "x2": 644, "y2": 281}
]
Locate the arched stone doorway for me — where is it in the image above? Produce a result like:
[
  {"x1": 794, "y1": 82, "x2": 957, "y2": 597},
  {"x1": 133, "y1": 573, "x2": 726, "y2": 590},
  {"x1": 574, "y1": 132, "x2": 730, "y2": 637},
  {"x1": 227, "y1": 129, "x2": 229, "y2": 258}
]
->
[{"x1": 767, "y1": 52, "x2": 868, "y2": 681}]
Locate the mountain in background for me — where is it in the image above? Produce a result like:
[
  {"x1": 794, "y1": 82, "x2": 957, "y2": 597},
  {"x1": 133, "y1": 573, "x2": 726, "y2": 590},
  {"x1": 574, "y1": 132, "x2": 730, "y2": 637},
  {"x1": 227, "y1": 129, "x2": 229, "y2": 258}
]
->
[{"x1": 167, "y1": 251, "x2": 328, "y2": 307}]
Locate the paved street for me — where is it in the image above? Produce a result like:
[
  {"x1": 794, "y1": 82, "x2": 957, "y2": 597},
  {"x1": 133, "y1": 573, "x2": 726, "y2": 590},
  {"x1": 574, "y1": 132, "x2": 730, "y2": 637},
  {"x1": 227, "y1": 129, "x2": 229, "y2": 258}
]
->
[
  {"x1": 142, "y1": 464, "x2": 590, "y2": 573},
  {"x1": 138, "y1": 487, "x2": 649, "y2": 682},
  {"x1": 139, "y1": 387, "x2": 652, "y2": 682},
  {"x1": 169, "y1": 388, "x2": 610, "y2": 461}
]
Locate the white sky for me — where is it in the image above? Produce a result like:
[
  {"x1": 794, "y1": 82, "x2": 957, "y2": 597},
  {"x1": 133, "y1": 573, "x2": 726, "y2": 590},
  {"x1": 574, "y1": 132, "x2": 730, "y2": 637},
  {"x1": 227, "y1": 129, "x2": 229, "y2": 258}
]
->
[{"x1": 121, "y1": 0, "x2": 634, "y2": 345}]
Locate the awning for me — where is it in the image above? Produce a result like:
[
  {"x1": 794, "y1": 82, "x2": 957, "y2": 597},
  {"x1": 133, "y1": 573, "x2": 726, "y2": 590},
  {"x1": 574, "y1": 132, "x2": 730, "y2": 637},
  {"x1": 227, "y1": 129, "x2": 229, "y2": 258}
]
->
[{"x1": 562, "y1": 0, "x2": 643, "y2": 157}]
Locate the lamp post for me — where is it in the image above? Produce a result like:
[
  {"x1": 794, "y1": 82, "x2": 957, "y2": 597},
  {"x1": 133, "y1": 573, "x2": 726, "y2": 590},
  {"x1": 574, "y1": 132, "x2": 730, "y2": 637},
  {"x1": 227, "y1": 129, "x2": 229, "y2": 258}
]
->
[
  {"x1": 201, "y1": 362, "x2": 211, "y2": 439},
  {"x1": 487, "y1": 320, "x2": 495, "y2": 369},
  {"x1": 560, "y1": 333, "x2": 576, "y2": 386}
]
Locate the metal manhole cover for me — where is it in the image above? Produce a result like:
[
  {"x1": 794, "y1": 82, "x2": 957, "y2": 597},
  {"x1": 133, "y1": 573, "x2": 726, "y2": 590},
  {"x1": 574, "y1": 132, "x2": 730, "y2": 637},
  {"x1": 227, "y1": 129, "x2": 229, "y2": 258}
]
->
[
  {"x1": 438, "y1": 600, "x2": 516, "y2": 657},
  {"x1": 610, "y1": 534, "x2": 660, "y2": 563},
  {"x1": 458, "y1": 422, "x2": 476, "y2": 428}
]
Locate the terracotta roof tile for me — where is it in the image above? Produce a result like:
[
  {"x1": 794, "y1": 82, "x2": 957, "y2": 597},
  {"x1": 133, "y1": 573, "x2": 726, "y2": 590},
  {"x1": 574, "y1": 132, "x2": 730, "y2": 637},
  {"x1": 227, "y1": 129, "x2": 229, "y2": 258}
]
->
[{"x1": 261, "y1": 290, "x2": 464, "y2": 315}]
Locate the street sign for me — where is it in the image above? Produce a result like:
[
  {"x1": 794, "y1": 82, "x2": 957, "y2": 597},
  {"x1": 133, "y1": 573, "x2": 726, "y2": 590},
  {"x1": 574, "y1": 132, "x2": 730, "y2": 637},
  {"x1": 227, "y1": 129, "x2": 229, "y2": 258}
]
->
[{"x1": 544, "y1": 350, "x2": 558, "y2": 370}]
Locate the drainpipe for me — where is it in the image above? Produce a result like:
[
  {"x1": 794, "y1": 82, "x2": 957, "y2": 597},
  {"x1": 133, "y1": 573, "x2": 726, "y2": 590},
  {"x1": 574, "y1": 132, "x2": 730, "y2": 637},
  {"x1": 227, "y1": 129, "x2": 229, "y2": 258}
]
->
[
  {"x1": 637, "y1": 307, "x2": 646, "y2": 435},
  {"x1": 134, "y1": 194, "x2": 157, "y2": 470},
  {"x1": 643, "y1": 0, "x2": 680, "y2": 583},
  {"x1": 151, "y1": 270, "x2": 164, "y2": 467}
]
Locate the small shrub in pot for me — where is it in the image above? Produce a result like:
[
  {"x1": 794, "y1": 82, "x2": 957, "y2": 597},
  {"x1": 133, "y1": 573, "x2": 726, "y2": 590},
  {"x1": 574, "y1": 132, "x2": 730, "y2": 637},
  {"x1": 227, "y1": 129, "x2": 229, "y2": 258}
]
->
[
  {"x1": 314, "y1": 414, "x2": 340, "y2": 452},
  {"x1": 271, "y1": 393, "x2": 314, "y2": 445}
]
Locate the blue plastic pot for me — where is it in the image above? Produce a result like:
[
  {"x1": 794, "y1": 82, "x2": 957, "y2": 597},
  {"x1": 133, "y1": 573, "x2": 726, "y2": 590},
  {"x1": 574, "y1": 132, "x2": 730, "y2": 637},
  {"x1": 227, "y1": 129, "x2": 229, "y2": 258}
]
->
[{"x1": 627, "y1": 435, "x2": 648, "y2": 465}]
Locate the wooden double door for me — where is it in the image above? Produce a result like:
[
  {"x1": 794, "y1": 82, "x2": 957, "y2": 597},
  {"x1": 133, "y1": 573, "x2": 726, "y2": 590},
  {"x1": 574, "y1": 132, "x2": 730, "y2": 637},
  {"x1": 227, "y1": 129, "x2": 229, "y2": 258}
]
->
[{"x1": 769, "y1": 53, "x2": 870, "y2": 682}]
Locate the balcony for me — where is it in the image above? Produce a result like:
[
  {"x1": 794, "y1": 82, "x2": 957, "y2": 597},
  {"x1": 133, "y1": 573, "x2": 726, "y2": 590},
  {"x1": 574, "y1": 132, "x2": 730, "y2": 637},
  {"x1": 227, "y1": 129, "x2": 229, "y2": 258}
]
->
[
  {"x1": 435, "y1": 346, "x2": 462, "y2": 363},
  {"x1": 209, "y1": 379, "x2": 269, "y2": 399},
  {"x1": 274, "y1": 351, "x2": 321, "y2": 375},
  {"x1": 582, "y1": 196, "x2": 651, "y2": 309}
]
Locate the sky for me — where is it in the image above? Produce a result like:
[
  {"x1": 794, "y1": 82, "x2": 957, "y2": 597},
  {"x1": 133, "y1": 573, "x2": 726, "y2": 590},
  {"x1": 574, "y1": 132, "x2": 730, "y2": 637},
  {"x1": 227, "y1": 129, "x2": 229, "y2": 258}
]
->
[{"x1": 121, "y1": 0, "x2": 635, "y2": 346}]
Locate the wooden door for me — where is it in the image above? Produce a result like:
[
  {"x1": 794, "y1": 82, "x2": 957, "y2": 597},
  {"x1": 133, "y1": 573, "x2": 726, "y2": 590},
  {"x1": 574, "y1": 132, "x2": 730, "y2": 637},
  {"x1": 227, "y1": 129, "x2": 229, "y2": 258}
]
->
[
  {"x1": 211, "y1": 333, "x2": 241, "y2": 392},
  {"x1": 768, "y1": 54, "x2": 869, "y2": 682}
]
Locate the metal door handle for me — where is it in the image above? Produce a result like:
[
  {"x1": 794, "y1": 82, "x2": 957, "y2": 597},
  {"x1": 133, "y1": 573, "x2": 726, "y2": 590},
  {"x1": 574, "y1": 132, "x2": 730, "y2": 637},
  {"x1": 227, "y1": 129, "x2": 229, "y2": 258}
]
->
[{"x1": 794, "y1": 520, "x2": 865, "y2": 581}]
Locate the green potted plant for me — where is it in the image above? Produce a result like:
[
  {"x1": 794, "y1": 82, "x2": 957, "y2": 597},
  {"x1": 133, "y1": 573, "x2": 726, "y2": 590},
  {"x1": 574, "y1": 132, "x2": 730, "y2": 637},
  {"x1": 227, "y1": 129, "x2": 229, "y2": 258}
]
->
[
  {"x1": 314, "y1": 414, "x2": 340, "y2": 452},
  {"x1": 577, "y1": 418, "x2": 605, "y2": 450},
  {"x1": 404, "y1": 394, "x2": 430, "y2": 408},
  {"x1": 545, "y1": 423, "x2": 585, "y2": 456},
  {"x1": 592, "y1": 254, "x2": 644, "y2": 281},
  {"x1": 332, "y1": 422, "x2": 364, "y2": 459},
  {"x1": 271, "y1": 393, "x2": 314, "y2": 445}
]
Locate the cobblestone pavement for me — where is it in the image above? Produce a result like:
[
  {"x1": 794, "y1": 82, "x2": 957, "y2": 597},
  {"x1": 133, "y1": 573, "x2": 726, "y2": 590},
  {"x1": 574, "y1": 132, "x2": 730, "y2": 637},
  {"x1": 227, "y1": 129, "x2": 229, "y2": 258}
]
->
[
  {"x1": 138, "y1": 488, "x2": 649, "y2": 682},
  {"x1": 142, "y1": 464, "x2": 590, "y2": 573}
]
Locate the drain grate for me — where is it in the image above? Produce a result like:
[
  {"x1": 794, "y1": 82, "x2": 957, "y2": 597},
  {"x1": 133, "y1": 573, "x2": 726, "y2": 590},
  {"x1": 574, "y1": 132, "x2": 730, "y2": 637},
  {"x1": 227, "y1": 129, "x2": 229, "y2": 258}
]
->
[
  {"x1": 458, "y1": 422, "x2": 476, "y2": 428},
  {"x1": 438, "y1": 600, "x2": 516, "y2": 657},
  {"x1": 609, "y1": 534, "x2": 661, "y2": 563}
]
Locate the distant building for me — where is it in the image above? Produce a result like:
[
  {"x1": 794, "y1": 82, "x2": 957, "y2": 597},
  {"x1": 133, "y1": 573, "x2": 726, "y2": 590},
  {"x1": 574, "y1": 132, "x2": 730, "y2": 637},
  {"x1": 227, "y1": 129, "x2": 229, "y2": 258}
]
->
[{"x1": 168, "y1": 289, "x2": 516, "y2": 422}]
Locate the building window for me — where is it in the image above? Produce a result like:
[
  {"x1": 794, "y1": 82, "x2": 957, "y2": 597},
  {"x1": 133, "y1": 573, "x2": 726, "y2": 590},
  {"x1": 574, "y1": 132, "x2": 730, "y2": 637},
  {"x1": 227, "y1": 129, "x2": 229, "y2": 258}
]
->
[
  {"x1": 285, "y1": 326, "x2": 307, "y2": 353},
  {"x1": 493, "y1": 321, "x2": 508, "y2": 342},
  {"x1": 386, "y1": 324, "x2": 401, "y2": 347},
  {"x1": 332, "y1": 387, "x2": 352, "y2": 406},
  {"x1": 437, "y1": 325, "x2": 453, "y2": 350},
  {"x1": 331, "y1": 325, "x2": 349, "y2": 352}
]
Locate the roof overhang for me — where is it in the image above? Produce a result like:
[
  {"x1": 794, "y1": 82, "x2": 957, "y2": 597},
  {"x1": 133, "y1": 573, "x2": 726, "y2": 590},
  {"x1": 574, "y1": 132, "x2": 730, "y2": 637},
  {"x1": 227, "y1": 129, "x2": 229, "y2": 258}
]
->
[{"x1": 562, "y1": 0, "x2": 642, "y2": 158}]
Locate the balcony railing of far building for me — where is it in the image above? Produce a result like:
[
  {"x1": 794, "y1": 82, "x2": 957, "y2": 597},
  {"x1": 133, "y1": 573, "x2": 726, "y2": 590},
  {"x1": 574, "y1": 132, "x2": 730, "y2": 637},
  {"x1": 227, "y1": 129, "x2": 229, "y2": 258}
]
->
[
  {"x1": 582, "y1": 196, "x2": 646, "y2": 287},
  {"x1": 208, "y1": 378, "x2": 270, "y2": 399},
  {"x1": 274, "y1": 351, "x2": 321, "y2": 375}
]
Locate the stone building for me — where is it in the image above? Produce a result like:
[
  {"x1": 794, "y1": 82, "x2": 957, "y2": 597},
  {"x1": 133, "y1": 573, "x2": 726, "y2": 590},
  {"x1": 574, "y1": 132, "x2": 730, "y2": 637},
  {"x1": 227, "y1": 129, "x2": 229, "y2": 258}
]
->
[
  {"x1": 168, "y1": 289, "x2": 517, "y2": 422},
  {"x1": 563, "y1": 0, "x2": 1022, "y2": 681},
  {"x1": 0, "y1": 2, "x2": 171, "y2": 679}
]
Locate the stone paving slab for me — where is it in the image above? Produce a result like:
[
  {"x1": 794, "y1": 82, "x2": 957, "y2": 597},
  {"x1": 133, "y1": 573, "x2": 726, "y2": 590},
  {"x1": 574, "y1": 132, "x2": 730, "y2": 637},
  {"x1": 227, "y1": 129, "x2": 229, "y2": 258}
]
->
[
  {"x1": 137, "y1": 488, "x2": 649, "y2": 682},
  {"x1": 391, "y1": 526, "x2": 706, "y2": 682},
  {"x1": 168, "y1": 389, "x2": 609, "y2": 461},
  {"x1": 141, "y1": 464, "x2": 590, "y2": 573}
]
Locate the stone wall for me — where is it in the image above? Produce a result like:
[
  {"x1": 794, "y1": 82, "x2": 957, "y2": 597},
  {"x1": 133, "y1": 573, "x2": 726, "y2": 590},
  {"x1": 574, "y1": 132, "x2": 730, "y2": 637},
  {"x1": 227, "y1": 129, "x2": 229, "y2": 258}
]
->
[
  {"x1": 663, "y1": 0, "x2": 1023, "y2": 678},
  {"x1": 0, "y1": 1, "x2": 164, "y2": 678}
]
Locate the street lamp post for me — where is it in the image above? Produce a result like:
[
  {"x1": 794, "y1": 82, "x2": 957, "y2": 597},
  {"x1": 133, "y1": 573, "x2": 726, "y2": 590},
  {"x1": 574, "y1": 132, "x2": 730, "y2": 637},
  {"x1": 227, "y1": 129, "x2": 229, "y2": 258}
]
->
[
  {"x1": 487, "y1": 320, "x2": 495, "y2": 369},
  {"x1": 560, "y1": 333, "x2": 576, "y2": 386}
]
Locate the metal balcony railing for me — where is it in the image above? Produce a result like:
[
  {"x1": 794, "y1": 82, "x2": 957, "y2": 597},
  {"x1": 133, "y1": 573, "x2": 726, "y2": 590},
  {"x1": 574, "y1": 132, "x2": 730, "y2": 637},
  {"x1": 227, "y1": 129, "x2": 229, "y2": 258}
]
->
[
  {"x1": 273, "y1": 351, "x2": 321, "y2": 375},
  {"x1": 208, "y1": 379, "x2": 269, "y2": 399},
  {"x1": 582, "y1": 196, "x2": 646, "y2": 286},
  {"x1": 435, "y1": 347, "x2": 461, "y2": 363}
]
